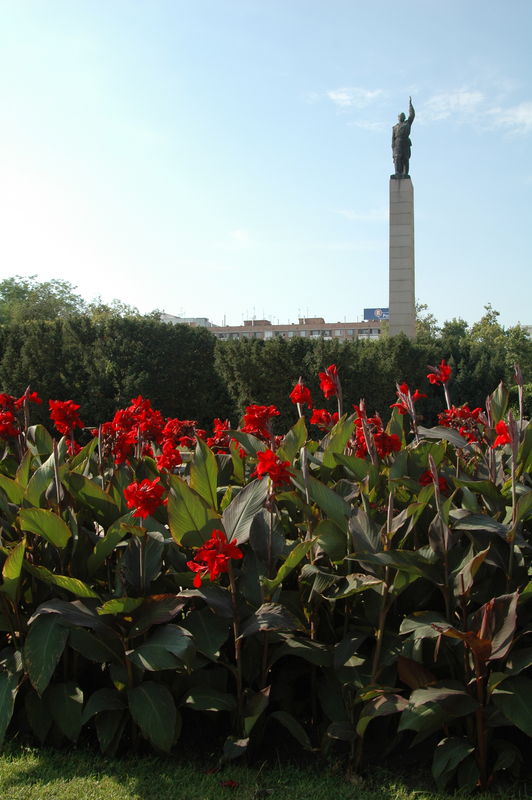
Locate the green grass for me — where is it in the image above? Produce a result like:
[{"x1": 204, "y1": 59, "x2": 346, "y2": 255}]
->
[{"x1": 0, "y1": 745, "x2": 529, "y2": 800}]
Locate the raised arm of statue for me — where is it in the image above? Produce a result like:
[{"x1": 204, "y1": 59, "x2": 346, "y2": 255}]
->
[{"x1": 408, "y1": 97, "x2": 415, "y2": 124}]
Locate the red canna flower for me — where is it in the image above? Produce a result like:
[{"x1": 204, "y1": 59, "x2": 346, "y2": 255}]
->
[
  {"x1": 156, "y1": 439, "x2": 183, "y2": 471},
  {"x1": 124, "y1": 477, "x2": 167, "y2": 519},
  {"x1": 251, "y1": 448, "x2": 294, "y2": 488},
  {"x1": 15, "y1": 390, "x2": 42, "y2": 409},
  {"x1": 390, "y1": 382, "x2": 426, "y2": 415},
  {"x1": 289, "y1": 380, "x2": 312, "y2": 409},
  {"x1": 0, "y1": 410, "x2": 20, "y2": 439},
  {"x1": 318, "y1": 364, "x2": 339, "y2": 398},
  {"x1": 241, "y1": 404, "x2": 280, "y2": 441},
  {"x1": 49, "y1": 399, "x2": 84, "y2": 436},
  {"x1": 427, "y1": 359, "x2": 451, "y2": 385},
  {"x1": 309, "y1": 408, "x2": 338, "y2": 432},
  {"x1": 438, "y1": 404, "x2": 484, "y2": 443},
  {"x1": 491, "y1": 420, "x2": 511, "y2": 448},
  {"x1": 186, "y1": 529, "x2": 243, "y2": 588},
  {"x1": 419, "y1": 469, "x2": 449, "y2": 494}
]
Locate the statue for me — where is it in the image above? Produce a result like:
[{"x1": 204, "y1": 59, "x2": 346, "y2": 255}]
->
[{"x1": 392, "y1": 97, "x2": 415, "y2": 177}]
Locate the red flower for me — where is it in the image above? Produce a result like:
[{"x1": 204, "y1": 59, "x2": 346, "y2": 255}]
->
[
  {"x1": 427, "y1": 359, "x2": 451, "y2": 385},
  {"x1": 390, "y1": 383, "x2": 426, "y2": 415},
  {"x1": 124, "y1": 477, "x2": 167, "y2": 519},
  {"x1": 318, "y1": 364, "x2": 339, "y2": 398},
  {"x1": 438, "y1": 404, "x2": 484, "y2": 443},
  {"x1": 156, "y1": 439, "x2": 183, "y2": 471},
  {"x1": 491, "y1": 420, "x2": 511, "y2": 448},
  {"x1": 289, "y1": 380, "x2": 312, "y2": 409},
  {"x1": 186, "y1": 529, "x2": 243, "y2": 588},
  {"x1": 251, "y1": 448, "x2": 294, "y2": 488},
  {"x1": 241, "y1": 404, "x2": 280, "y2": 441},
  {"x1": 310, "y1": 408, "x2": 338, "y2": 431},
  {"x1": 0, "y1": 393, "x2": 17, "y2": 412},
  {"x1": 419, "y1": 469, "x2": 449, "y2": 493},
  {"x1": 373, "y1": 430, "x2": 402, "y2": 458},
  {"x1": 0, "y1": 410, "x2": 20, "y2": 439},
  {"x1": 15, "y1": 390, "x2": 42, "y2": 409},
  {"x1": 49, "y1": 400, "x2": 84, "y2": 435}
]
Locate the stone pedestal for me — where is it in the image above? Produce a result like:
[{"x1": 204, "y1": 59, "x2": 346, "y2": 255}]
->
[{"x1": 389, "y1": 177, "x2": 416, "y2": 338}]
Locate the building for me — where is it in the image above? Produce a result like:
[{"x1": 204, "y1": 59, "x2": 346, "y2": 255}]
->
[
  {"x1": 210, "y1": 317, "x2": 383, "y2": 341},
  {"x1": 160, "y1": 314, "x2": 212, "y2": 328}
]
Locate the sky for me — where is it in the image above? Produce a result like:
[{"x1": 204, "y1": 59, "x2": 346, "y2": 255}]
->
[{"x1": 1, "y1": 0, "x2": 531, "y2": 329}]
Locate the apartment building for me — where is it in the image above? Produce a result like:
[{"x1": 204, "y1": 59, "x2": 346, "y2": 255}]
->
[{"x1": 210, "y1": 317, "x2": 383, "y2": 341}]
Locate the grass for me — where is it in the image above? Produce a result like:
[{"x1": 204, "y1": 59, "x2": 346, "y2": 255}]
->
[{"x1": 0, "y1": 745, "x2": 530, "y2": 800}]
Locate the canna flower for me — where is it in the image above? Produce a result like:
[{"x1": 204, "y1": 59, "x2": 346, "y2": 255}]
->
[
  {"x1": 310, "y1": 408, "x2": 338, "y2": 432},
  {"x1": 419, "y1": 469, "x2": 449, "y2": 494},
  {"x1": 390, "y1": 382, "x2": 426, "y2": 415},
  {"x1": 49, "y1": 399, "x2": 84, "y2": 435},
  {"x1": 491, "y1": 420, "x2": 511, "y2": 448},
  {"x1": 427, "y1": 359, "x2": 451, "y2": 385},
  {"x1": 124, "y1": 477, "x2": 167, "y2": 519},
  {"x1": 241, "y1": 404, "x2": 280, "y2": 441},
  {"x1": 251, "y1": 448, "x2": 294, "y2": 488},
  {"x1": 318, "y1": 364, "x2": 339, "y2": 399},
  {"x1": 0, "y1": 410, "x2": 20, "y2": 439},
  {"x1": 289, "y1": 379, "x2": 312, "y2": 409},
  {"x1": 156, "y1": 439, "x2": 183, "y2": 471},
  {"x1": 186, "y1": 529, "x2": 243, "y2": 588}
]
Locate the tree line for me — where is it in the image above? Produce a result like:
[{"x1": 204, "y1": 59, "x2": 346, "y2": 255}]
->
[{"x1": 0, "y1": 277, "x2": 530, "y2": 432}]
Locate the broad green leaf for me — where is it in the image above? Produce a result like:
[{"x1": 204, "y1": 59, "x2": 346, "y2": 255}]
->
[
  {"x1": 277, "y1": 416, "x2": 307, "y2": 463},
  {"x1": 62, "y1": 472, "x2": 120, "y2": 527},
  {"x1": 315, "y1": 519, "x2": 348, "y2": 562},
  {"x1": 417, "y1": 425, "x2": 468, "y2": 448},
  {"x1": 221, "y1": 478, "x2": 269, "y2": 545},
  {"x1": 260, "y1": 539, "x2": 315, "y2": 595},
  {"x1": 28, "y1": 598, "x2": 105, "y2": 629},
  {"x1": 25, "y1": 424, "x2": 53, "y2": 459},
  {"x1": 22, "y1": 561, "x2": 99, "y2": 598},
  {"x1": 323, "y1": 573, "x2": 382, "y2": 600},
  {"x1": 24, "y1": 690, "x2": 52, "y2": 743},
  {"x1": 97, "y1": 597, "x2": 143, "y2": 616},
  {"x1": 334, "y1": 453, "x2": 375, "y2": 483},
  {"x1": 492, "y1": 676, "x2": 532, "y2": 736},
  {"x1": 1, "y1": 537, "x2": 25, "y2": 602},
  {"x1": 69, "y1": 628, "x2": 123, "y2": 664},
  {"x1": 307, "y1": 475, "x2": 350, "y2": 525},
  {"x1": 167, "y1": 474, "x2": 220, "y2": 547},
  {"x1": 126, "y1": 624, "x2": 195, "y2": 671},
  {"x1": 514, "y1": 489, "x2": 532, "y2": 525},
  {"x1": 129, "y1": 595, "x2": 186, "y2": 638},
  {"x1": 18, "y1": 507, "x2": 71, "y2": 549},
  {"x1": 270, "y1": 710, "x2": 312, "y2": 750},
  {"x1": 228, "y1": 430, "x2": 267, "y2": 456},
  {"x1": 182, "y1": 608, "x2": 231, "y2": 659},
  {"x1": 320, "y1": 416, "x2": 355, "y2": 470},
  {"x1": 240, "y1": 603, "x2": 304, "y2": 637},
  {"x1": 270, "y1": 635, "x2": 331, "y2": 668},
  {"x1": 489, "y1": 381, "x2": 509, "y2": 422},
  {"x1": 96, "y1": 710, "x2": 126, "y2": 755},
  {"x1": 24, "y1": 615, "x2": 69, "y2": 695},
  {"x1": 87, "y1": 513, "x2": 133, "y2": 575},
  {"x1": 454, "y1": 478, "x2": 505, "y2": 506},
  {"x1": 453, "y1": 546, "x2": 490, "y2": 598},
  {"x1": 46, "y1": 680, "x2": 83, "y2": 741},
  {"x1": 432, "y1": 737, "x2": 474, "y2": 792},
  {"x1": 81, "y1": 688, "x2": 127, "y2": 725},
  {"x1": 356, "y1": 694, "x2": 409, "y2": 736},
  {"x1": 185, "y1": 687, "x2": 236, "y2": 712},
  {"x1": 0, "y1": 474, "x2": 24, "y2": 505},
  {"x1": 15, "y1": 448, "x2": 33, "y2": 488},
  {"x1": 190, "y1": 437, "x2": 219, "y2": 510},
  {"x1": 24, "y1": 443, "x2": 65, "y2": 506},
  {"x1": 0, "y1": 670, "x2": 19, "y2": 748},
  {"x1": 128, "y1": 681, "x2": 176, "y2": 752}
]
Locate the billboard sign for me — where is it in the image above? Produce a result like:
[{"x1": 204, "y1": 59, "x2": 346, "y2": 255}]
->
[{"x1": 364, "y1": 308, "x2": 389, "y2": 321}]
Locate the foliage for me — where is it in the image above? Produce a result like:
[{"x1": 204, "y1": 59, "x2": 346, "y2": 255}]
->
[{"x1": 0, "y1": 360, "x2": 530, "y2": 794}]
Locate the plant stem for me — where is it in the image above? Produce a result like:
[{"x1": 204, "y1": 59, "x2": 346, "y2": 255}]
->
[{"x1": 228, "y1": 562, "x2": 244, "y2": 736}]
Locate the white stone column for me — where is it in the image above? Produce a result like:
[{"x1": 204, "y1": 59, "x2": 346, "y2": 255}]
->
[{"x1": 389, "y1": 177, "x2": 416, "y2": 338}]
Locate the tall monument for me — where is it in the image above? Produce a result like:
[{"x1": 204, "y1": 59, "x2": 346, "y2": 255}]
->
[{"x1": 389, "y1": 97, "x2": 416, "y2": 338}]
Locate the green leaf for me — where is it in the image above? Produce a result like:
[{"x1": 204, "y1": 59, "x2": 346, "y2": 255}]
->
[
  {"x1": 269, "y1": 710, "x2": 312, "y2": 750},
  {"x1": 126, "y1": 624, "x2": 195, "y2": 671},
  {"x1": 25, "y1": 424, "x2": 53, "y2": 459},
  {"x1": 307, "y1": 475, "x2": 350, "y2": 525},
  {"x1": 167, "y1": 474, "x2": 220, "y2": 547},
  {"x1": 315, "y1": 519, "x2": 348, "y2": 563},
  {"x1": 418, "y1": 425, "x2": 468, "y2": 448},
  {"x1": 277, "y1": 416, "x2": 307, "y2": 463},
  {"x1": 18, "y1": 507, "x2": 71, "y2": 549},
  {"x1": 22, "y1": 561, "x2": 99, "y2": 598},
  {"x1": 128, "y1": 681, "x2": 176, "y2": 752},
  {"x1": 190, "y1": 438, "x2": 219, "y2": 510},
  {"x1": 182, "y1": 608, "x2": 231, "y2": 660},
  {"x1": 320, "y1": 416, "x2": 355, "y2": 470},
  {"x1": 24, "y1": 689, "x2": 51, "y2": 743},
  {"x1": 221, "y1": 478, "x2": 269, "y2": 545},
  {"x1": 432, "y1": 737, "x2": 474, "y2": 792},
  {"x1": 260, "y1": 539, "x2": 315, "y2": 595},
  {"x1": 69, "y1": 628, "x2": 123, "y2": 664},
  {"x1": 323, "y1": 573, "x2": 382, "y2": 600},
  {"x1": 24, "y1": 446, "x2": 65, "y2": 507},
  {"x1": 97, "y1": 597, "x2": 144, "y2": 616},
  {"x1": 185, "y1": 687, "x2": 236, "y2": 712},
  {"x1": 492, "y1": 676, "x2": 532, "y2": 736},
  {"x1": 62, "y1": 472, "x2": 120, "y2": 528},
  {"x1": 240, "y1": 603, "x2": 304, "y2": 638},
  {"x1": 96, "y1": 710, "x2": 126, "y2": 755},
  {"x1": 1, "y1": 537, "x2": 26, "y2": 602},
  {"x1": 81, "y1": 688, "x2": 126, "y2": 725},
  {"x1": 0, "y1": 474, "x2": 24, "y2": 505},
  {"x1": 0, "y1": 670, "x2": 19, "y2": 748},
  {"x1": 24, "y1": 615, "x2": 69, "y2": 695},
  {"x1": 356, "y1": 694, "x2": 409, "y2": 736},
  {"x1": 333, "y1": 453, "x2": 375, "y2": 483},
  {"x1": 46, "y1": 680, "x2": 83, "y2": 742},
  {"x1": 87, "y1": 514, "x2": 133, "y2": 576},
  {"x1": 228, "y1": 430, "x2": 267, "y2": 457}
]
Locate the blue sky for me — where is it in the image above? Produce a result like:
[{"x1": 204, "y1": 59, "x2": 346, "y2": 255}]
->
[{"x1": 1, "y1": 0, "x2": 531, "y2": 328}]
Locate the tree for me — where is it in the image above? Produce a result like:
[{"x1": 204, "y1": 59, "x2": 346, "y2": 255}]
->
[{"x1": 0, "y1": 276, "x2": 86, "y2": 323}]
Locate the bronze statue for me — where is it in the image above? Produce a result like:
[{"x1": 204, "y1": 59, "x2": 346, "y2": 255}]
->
[{"x1": 392, "y1": 97, "x2": 415, "y2": 177}]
